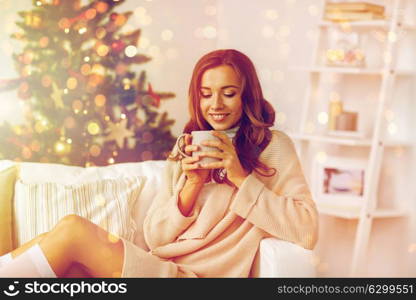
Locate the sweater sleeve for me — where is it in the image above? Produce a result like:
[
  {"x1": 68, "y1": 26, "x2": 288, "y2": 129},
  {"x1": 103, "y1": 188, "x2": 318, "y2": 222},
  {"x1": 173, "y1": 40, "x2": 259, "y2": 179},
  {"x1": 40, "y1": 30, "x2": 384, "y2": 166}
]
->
[
  {"x1": 143, "y1": 161, "x2": 199, "y2": 250},
  {"x1": 229, "y1": 131, "x2": 319, "y2": 250}
]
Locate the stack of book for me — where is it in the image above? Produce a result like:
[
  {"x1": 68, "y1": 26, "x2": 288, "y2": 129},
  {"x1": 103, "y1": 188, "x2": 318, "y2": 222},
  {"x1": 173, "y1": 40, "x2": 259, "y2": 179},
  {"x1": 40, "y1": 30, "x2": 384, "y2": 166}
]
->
[{"x1": 324, "y1": 2, "x2": 386, "y2": 22}]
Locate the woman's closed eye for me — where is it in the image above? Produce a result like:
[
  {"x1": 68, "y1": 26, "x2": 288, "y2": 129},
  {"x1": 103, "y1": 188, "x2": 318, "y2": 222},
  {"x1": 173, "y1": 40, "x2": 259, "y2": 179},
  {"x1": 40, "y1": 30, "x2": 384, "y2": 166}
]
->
[{"x1": 201, "y1": 92, "x2": 237, "y2": 98}]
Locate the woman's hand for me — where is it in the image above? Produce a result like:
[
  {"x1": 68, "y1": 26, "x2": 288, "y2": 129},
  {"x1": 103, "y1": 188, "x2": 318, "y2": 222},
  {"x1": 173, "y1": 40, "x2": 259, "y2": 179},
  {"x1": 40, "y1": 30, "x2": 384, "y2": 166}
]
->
[
  {"x1": 198, "y1": 131, "x2": 249, "y2": 187},
  {"x1": 181, "y1": 134, "x2": 211, "y2": 185}
]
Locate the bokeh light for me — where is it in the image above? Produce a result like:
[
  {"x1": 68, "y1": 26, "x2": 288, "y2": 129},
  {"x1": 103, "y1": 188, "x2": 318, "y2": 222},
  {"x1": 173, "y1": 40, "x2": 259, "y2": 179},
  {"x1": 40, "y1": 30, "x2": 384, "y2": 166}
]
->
[
  {"x1": 318, "y1": 112, "x2": 329, "y2": 125},
  {"x1": 161, "y1": 29, "x2": 173, "y2": 41},
  {"x1": 87, "y1": 121, "x2": 101, "y2": 135},
  {"x1": 125, "y1": 45, "x2": 138, "y2": 57},
  {"x1": 203, "y1": 25, "x2": 217, "y2": 39},
  {"x1": 95, "y1": 94, "x2": 106, "y2": 107}
]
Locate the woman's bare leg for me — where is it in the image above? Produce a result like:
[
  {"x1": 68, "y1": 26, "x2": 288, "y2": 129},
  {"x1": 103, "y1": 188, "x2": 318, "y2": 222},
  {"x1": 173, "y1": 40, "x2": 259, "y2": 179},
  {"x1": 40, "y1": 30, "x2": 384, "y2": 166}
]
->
[
  {"x1": 7, "y1": 231, "x2": 91, "y2": 278},
  {"x1": 38, "y1": 214, "x2": 124, "y2": 278},
  {"x1": 10, "y1": 232, "x2": 48, "y2": 258}
]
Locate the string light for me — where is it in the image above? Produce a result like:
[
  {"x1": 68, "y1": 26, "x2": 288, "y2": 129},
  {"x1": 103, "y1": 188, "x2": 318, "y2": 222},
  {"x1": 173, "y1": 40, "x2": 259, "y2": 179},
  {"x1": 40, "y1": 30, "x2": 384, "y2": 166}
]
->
[
  {"x1": 318, "y1": 112, "x2": 329, "y2": 125},
  {"x1": 78, "y1": 27, "x2": 87, "y2": 35},
  {"x1": 125, "y1": 45, "x2": 138, "y2": 57},
  {"x1": 161, "y1": 29, "x2": 173, "y2": 41}
]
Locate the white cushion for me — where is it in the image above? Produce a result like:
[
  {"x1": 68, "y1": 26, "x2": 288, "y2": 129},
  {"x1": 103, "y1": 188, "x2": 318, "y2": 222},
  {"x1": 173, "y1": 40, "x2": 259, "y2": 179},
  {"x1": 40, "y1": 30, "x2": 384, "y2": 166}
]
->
[
  {"x1": 14, "y1": 160, "x2": 166, "y2": 250},
  {"x1": 13, "y1": 175, "x2": 145, "y2": 247},
  {"x1": 255, "y1": 238, "x2": 316, "y2": 277}
]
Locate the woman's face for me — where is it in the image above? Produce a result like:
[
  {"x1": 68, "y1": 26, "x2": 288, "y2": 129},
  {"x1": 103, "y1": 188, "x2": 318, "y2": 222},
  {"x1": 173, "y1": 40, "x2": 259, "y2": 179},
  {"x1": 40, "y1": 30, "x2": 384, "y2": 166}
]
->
[{"x1": 199, "y1": 65, "x2": 243, "y2": 131}]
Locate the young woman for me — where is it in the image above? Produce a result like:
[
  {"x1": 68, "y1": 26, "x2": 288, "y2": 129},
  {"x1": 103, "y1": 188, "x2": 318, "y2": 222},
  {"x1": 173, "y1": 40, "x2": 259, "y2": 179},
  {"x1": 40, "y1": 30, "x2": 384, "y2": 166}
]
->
[{"x1": 0, "y1": 49, "x2": 318, "y2": 278}]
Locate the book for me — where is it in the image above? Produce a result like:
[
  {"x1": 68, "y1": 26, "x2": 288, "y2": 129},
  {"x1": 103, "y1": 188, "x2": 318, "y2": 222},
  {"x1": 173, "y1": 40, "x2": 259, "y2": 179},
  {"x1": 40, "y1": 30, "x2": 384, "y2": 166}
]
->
[
  {"x1": 326, "y1": 2, "x2": 385, "y2": 14},
  {"x1": 325, "y1": 11, "x2": 385, "y2": 21}
]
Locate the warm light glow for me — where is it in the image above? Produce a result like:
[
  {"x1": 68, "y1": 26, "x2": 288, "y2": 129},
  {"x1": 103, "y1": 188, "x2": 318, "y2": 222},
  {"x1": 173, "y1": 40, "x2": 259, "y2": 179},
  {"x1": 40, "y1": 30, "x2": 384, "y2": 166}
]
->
[
  {"x1": 78, "y1": 27, "x2": 87, "y2": 35},
  {"x1": 90, "y1": 145, "x2": 101, "y2": 157},
  {"x1": 87, "y1": 121, "x2": 100, "y2": 135},
  {"x1": 114, "y1": 14, "x2": 127, "y2": 26},
  {"x1": 54, "y1": 141, "x2": 66, "y2": 153},
  {"x1": 388, "y1": 122, "x2": 398, "y2": 135},
  {"x1": 39, "y1": 36, "x2": 49, "y2": 48},
  {"x1": 161, "y1": 29, "x2": 173, "y2": 41},
  {"x1": 67, "y1": 77, "x2": 78, "y2": 90},
  {"x1": 120, "y1": 113, "x2": 126, "y2": 119},
  {"x1": 95, "y1": 94, "x2": 106, "y2": 107},
  {"x1": 72, "y1": 100, "x2": 83, "y2": 111},
  {"x1": 91, "y1": 64, "x2": 105, "y2": 75},
  {"x1": 85, "y1": 8, "x2": 97, "y2": 20},
  {"x1": 95, "y1": 2, "x2": 109, "y2": 13},
  {"x1": 81, "y1": 64, "x2": 91, "y2": 75},
  {"x1": 96, "y1": 27, "x2": 107, "y2": 39},
  {"x1": 58, "y1": 18, "x2": 71, "y2": 30},
  {"x1": 316, "y1": 151, "x2": 327, "y2": 163},
  {"x1": 108, "y1": 233, "x2": 120, "y2": 243},
  {"x1": 97, "y1": 44, "x2": 109, "y2": 56},
  {"x1": 388, "y1": 31, "x2": 397, "y2": 43},
  {"x1": 203, "y1": 26, "x2": 217, "y2": 39},
  {"x1": 265, "y1": 9, "x2": 279, "y2": 20},
  {"x1": 318, "y1": 112, "x2": 328, "y2": 124},
  {"x1": 41, "y1": 75, "x2": 52, "y2": 87},
  {"x1": 134, "y1": 7, "x2": 146, "y2": 17},
  {"x1": 108, "y1": 157, "x2": 115, "y2": 164}
]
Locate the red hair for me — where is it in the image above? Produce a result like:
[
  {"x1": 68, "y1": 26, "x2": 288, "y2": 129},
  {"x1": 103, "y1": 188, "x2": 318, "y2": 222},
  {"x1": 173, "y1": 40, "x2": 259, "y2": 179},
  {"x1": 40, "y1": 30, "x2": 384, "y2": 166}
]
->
[{"x1": 170, "y1": 49, "x2": 276, "y2": 184}]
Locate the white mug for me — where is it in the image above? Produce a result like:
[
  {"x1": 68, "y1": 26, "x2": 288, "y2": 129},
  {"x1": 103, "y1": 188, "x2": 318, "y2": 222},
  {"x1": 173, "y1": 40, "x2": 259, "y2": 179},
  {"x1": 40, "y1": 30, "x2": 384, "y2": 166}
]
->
[{"x1": 176, "y1": 127, "x2": 239, "y2": 165}]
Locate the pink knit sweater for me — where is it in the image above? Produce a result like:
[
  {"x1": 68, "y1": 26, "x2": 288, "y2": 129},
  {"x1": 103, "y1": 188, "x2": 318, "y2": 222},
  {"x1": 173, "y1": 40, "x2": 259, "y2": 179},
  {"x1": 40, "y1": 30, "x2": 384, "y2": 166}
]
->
[{"x1": 143, "y1": 130, "x2": 318, "y2": 277}]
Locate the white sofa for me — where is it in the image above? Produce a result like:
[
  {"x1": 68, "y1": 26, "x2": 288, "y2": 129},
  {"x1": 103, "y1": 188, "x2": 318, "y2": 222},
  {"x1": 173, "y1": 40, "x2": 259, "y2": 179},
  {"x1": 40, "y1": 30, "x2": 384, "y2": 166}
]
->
[{"x1": 0, "y1": 159, "x2": 316, "y2": 277}]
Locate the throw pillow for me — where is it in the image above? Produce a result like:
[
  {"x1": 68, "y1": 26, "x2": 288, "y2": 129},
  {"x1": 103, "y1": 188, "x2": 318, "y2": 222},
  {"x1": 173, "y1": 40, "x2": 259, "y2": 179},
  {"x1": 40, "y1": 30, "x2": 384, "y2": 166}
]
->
[
  {"x1": 13, "y1": 176, "x2": 145, "y2": 247},
  {"x1": 0, "y1": 165, "x2": 18, "y2": 255}
]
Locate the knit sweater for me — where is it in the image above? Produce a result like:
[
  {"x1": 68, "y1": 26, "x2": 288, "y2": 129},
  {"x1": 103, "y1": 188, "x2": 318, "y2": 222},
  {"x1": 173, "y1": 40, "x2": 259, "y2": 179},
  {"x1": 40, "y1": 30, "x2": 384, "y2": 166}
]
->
[{"x1": 143, "y1": 130, "x2": 318, "y2": 277}]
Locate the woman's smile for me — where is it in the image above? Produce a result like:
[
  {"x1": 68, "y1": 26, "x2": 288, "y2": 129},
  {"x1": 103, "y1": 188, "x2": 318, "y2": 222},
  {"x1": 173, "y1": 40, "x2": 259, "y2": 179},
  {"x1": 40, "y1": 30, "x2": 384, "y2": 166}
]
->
[{"x1": 210, "y1": 113, "x2": 230, "y2": 122}]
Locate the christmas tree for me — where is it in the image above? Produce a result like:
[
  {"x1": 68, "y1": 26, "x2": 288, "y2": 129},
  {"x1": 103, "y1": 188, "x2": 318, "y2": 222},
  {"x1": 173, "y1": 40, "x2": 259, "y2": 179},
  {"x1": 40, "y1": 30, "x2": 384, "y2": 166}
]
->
[{"x1": 0, "y1": 0, "x2": 177, "y2": 166}]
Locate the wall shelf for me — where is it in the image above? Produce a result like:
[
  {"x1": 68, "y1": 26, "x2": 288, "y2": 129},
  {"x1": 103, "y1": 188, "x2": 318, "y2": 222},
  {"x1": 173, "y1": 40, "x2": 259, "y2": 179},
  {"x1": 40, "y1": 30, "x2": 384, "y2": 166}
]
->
[
  {"x1": 290, "y1": 133, "x2": 410, "y2": 147},
  {"x1": 317, "y1": 203, "x2": 408, "y2": 219},
  {"x1": 293, "y1": 0, "x2": 414, "y2": 277},
  {"x1": 291, "y1": 66, "x2": 416, "y2": 76},
  {"x1": 318, "y1": 20, "x2": 416, "y2": 30}
]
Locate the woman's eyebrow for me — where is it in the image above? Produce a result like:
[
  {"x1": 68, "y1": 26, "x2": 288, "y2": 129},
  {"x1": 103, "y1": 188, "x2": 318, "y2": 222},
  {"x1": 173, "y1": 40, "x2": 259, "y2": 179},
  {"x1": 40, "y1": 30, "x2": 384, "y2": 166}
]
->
[{"x1": 200, "y1": 85, "x2": 239, "y2": 90}]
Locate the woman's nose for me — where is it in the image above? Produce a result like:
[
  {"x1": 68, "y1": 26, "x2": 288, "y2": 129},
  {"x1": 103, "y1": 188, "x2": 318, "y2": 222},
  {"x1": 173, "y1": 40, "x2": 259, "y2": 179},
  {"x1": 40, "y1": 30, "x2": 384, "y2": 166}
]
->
[{"x1": 212, "y1": 93, "x2": 224, "y2": 109}]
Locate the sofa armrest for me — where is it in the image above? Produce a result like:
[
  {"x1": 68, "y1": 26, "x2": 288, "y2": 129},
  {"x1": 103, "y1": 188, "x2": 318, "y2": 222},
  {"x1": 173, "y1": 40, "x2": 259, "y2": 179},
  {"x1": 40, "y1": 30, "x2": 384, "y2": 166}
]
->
[{"x1": 252, "y1": 238, "x2": 316, "y2": 278}]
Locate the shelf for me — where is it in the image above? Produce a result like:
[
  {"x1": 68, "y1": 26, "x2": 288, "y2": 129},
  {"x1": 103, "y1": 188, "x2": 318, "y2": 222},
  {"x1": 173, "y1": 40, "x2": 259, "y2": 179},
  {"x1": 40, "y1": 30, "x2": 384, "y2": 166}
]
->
[
  {"x1": 291, "y1": 66, "x2": 416, "y2": 76},
  {"x1": 290, "y1": 133, "x2": 410, "y2": 147},
  {"x1": 317, "y1": 203, "x2": 408, "y2": 219},
  {"x1": 319, "y1": 20, "x2": 416, "y2": 30}
]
